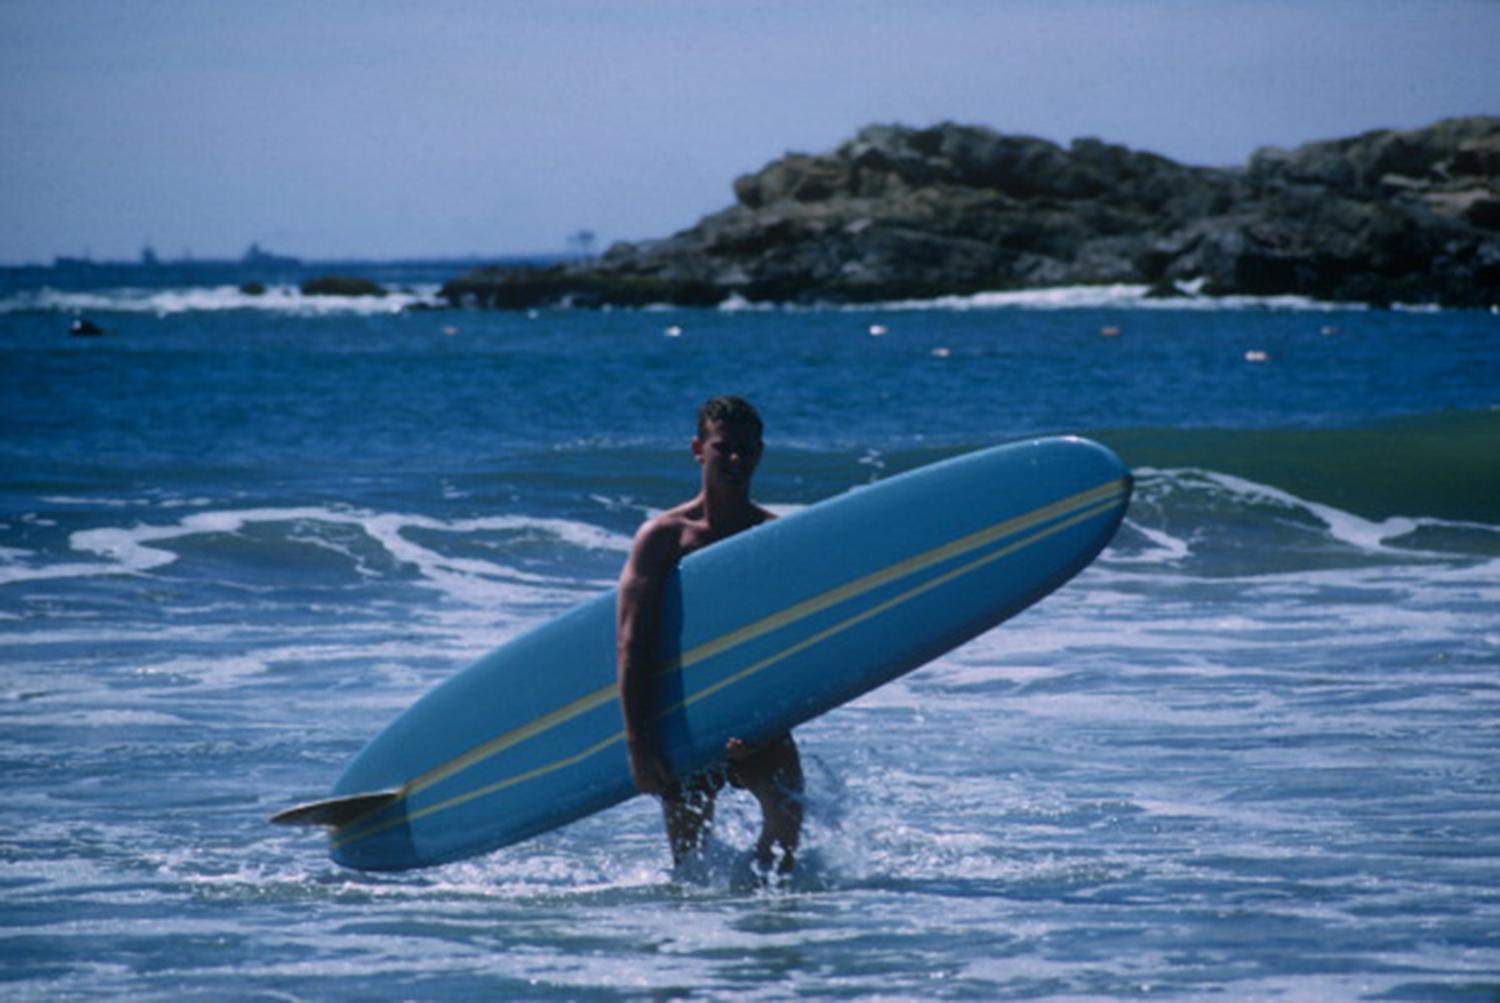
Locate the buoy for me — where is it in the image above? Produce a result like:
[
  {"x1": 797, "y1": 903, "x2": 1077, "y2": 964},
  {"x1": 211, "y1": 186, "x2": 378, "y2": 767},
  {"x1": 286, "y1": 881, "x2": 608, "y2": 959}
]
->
[
  {"x1": 441, "y1": 326, "x2": 460, "y2": 337},
  {"x1": 664, "y1": 325, "x2": 683, "y2": 338},
  {"x1": 868, "y1": 324, "x2": 888, "y2": 337},
  {"x1": 1100, "y1": 326, "x2": 1122, "y2": 337},
  {"x1": 1244, "y1": 350, "x2": 1270, "y2": 363},
  {"x1": 1320, "y1": 325, "x2": 1339, "y2": 336},
  {"x1": 931, "y1": 346, "x2": 952, "y2": 358}
]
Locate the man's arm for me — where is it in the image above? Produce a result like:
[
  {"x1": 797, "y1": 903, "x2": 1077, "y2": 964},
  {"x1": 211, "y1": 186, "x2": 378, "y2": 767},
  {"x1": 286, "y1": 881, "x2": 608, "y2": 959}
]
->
[{"x1": 616, "y1": 519, "x2": 677, "y2": 795}]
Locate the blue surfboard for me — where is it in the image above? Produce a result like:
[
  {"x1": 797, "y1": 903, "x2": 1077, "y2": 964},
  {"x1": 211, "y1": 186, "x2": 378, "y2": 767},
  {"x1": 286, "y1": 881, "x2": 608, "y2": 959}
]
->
[{"x1": 273, "y1": 436, "x2": 1131, "y2": 870}]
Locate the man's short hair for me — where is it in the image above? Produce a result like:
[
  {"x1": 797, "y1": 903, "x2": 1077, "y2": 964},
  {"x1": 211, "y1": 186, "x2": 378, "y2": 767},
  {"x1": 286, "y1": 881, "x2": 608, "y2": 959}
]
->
[{"x1": 696, "y1": 395, "x2": 763, "y2": 440}]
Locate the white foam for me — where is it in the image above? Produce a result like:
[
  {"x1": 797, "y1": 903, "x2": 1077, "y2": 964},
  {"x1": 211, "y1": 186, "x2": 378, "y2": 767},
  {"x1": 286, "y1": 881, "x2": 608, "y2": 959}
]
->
[
  {"x1": 0, "y1": 546, "x2": 171, "y2": 586},
  {"x1": 715, "y1": 293, "x2": 776, "y2": 313},
  {"x1": 1173, "y1": 468, "x2": 1436, "y2": 554},
  {"x1": 355, "y1": 511, "x2": 626, "y2": 606},
  {"x1": 1111, "y1": 519, "x2": 1191, "y2": 563},
  {"x1": 1125, "y1": 466, "x2": 1500, "y2": 572},
  {"x1": 68, "y1": 524, "x2": 184, "y2": 573},
  {"x1": 9, "y1": 708, "x2": 189, "y2": 728},
  {"x1": 39, "y1": 495, "x2": 138, "y2": 508},
  {"x1": 863, "y1": 283, "x2": 1364, "y2": 313},
  {"x1": 1, "y1": 284, "x2": 442, "y2": 317},
  {"x1": 17, "y1": 506, "x2": 630, "y2": 605}
]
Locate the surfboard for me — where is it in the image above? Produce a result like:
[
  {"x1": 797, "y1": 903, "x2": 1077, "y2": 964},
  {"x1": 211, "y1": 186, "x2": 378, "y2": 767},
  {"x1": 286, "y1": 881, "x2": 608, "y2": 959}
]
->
[{"x1": 272, "y1": 436, "x2": 1131, "y2": 870}]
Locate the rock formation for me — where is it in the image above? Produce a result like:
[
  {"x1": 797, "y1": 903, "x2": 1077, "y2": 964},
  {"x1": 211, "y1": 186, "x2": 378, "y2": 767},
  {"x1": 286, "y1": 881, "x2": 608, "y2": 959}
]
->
[
  {"x1": 443, "y1": 116, "x2": 1500, "y2": 309},
  {"x1": 301, "y1": 276, "x2": 387, "y2": 298}
]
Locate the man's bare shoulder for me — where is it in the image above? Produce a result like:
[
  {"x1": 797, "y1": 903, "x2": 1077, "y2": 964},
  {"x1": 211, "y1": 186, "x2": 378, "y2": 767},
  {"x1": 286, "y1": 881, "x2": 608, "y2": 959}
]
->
[
  {"x1": 626, "y1": 506, "x2": 693, "y2": 574},
  {"x1": 638, "y1": 500, "x2": 701, "y2": 539}
]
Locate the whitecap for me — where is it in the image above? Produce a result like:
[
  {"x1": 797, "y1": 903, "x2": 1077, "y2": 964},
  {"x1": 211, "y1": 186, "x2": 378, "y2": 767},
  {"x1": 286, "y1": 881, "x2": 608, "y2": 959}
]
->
[
  {"x1": 1110, "y1": 519, "x2": 1192, "y2": 563},
  {"x1": 0, "y1": 284, "x2": 443, "y2": 317},
  {"x1": 23, "y1": 506, "x2": 630, "y2": 608},
  {"x1": 1130, "y1": 465, "x2": 1500, "y2": 567},
  {"x1": 716, "y1": 293, "x2": 775, "y2": 313},
  {"x1": 860, "y1": 283, "x2": 1366, "y2": 313},
  {"x1": 1173, "y1": 468, "x2": 1431, "y2": 554},
  {"x1": 12, "y1": 708, "x2": 189, "y2": 728},
  {"x1": 39, "y1": 495, "x2": 138, "y2": 508}
]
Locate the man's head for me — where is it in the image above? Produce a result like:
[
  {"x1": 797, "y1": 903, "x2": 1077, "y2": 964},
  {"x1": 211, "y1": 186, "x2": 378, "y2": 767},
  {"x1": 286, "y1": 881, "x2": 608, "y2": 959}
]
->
[
  {"x1": 696, "y1": 395, "x2": 763, "y2": 441},
  {"x1": 693, "y1": 396, "x2": 763, "y2": 488}
]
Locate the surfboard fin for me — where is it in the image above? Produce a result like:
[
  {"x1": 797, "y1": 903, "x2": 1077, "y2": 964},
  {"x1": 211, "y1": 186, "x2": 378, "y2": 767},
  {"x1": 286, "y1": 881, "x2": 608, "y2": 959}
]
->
[{"x1": 270, "y1": 789, "x2": 402, "y2": 828}]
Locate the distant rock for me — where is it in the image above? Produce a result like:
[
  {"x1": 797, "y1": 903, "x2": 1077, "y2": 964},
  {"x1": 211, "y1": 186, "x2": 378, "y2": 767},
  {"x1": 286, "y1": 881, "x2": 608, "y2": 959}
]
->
[
  {"x1": 301, "y1": 276, "x2": 386, "y2": 297},
  {"x1": 444, "y1": 116, "x2": 1500, "y2": 310}
]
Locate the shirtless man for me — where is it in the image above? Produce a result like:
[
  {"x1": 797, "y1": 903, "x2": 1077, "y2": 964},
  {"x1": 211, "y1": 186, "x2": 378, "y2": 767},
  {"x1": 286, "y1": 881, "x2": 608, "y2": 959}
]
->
[{"x1": 616, "y1": 396, "x2": 804, "y2": 872}]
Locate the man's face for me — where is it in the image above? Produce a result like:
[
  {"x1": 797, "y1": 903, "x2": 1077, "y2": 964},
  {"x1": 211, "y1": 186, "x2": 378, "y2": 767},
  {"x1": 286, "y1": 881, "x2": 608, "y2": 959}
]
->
[{"x1": 694, "y1": 419, "x2": 762, "y2": 487}]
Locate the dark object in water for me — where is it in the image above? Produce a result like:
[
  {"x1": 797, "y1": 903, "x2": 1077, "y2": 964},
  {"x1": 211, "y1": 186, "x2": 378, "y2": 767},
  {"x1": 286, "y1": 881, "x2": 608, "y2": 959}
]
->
[
  {"x1": 69, "y1": 318, "x2": 105, "y2": 337},
  {"x1": 301, "y1": 276, "x2": 386, "y2": 297},
  {"x1": 240, "y1": 282, "x2": 267, "y2": 296}
]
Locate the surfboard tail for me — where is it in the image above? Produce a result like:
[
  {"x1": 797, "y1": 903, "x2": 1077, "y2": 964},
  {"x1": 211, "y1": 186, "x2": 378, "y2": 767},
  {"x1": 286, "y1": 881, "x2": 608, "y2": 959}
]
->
[{"x1": 270, "y1": 790, "x2": 402, "y2": 828}]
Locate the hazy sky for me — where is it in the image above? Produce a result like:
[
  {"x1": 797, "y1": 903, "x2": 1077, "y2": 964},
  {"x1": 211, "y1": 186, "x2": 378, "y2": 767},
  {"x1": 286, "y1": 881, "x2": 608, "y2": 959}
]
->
[{"x1": 2, "y1": 0, "x2": 1496, "y2": 264}]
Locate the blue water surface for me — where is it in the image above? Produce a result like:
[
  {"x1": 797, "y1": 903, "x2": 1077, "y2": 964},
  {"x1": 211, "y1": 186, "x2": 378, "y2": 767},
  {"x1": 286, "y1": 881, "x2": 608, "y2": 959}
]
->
[{"x1": 2, "y1": 272, "x2": 1498, "y2": 1000}]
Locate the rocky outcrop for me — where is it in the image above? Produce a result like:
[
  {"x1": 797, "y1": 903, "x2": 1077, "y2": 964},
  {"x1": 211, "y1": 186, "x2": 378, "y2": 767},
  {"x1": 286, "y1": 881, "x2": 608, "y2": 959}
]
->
[
  {"x1": 444, "y1": 116, "x2": 1500, "y2": 309},
  {"x1": 301, "y1": 276, "x2": 386, "y2": 297}
]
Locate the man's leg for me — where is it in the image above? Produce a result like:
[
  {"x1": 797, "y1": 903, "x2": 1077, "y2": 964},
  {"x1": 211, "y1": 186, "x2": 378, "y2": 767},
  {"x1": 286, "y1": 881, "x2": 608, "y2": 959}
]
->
[
  {"x1": 661, "y1": 770, "x2": 722, "y2": 865},
  {"x1": 728, "y1": 733, "x2": 804, "y2": 872}
]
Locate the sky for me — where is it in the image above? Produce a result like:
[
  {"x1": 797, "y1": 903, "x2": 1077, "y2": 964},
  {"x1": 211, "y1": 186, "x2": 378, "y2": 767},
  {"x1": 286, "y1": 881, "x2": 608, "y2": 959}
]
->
[{"x1": 2, "y1": 0, "x2": 1497, "y2": 264}]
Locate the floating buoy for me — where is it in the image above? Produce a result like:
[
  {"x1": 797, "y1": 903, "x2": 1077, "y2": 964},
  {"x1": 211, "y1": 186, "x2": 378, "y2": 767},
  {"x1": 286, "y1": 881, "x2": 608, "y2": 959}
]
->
[
  {"x1": 1099, "y1": 325, "x2": 1122, "y2": 337},
  {"x1": 931, "y1": 346, "x2": 952, "y2": 358},
  {"x1": 441, "y1": 326, "x2": 460, "y2": 337},
  {"x1": 664, "y1": 325, "x2": 683, "y2": 338},
  {"x1": 1244, "y1": 349, "x2": 1270, "y2": 363},
  {"x1": 868, "y1": 324, "x2": 888, "y2": 337},
  {"x1": 1320, "y1": 325, "x2": 1339, "y2": 336}
]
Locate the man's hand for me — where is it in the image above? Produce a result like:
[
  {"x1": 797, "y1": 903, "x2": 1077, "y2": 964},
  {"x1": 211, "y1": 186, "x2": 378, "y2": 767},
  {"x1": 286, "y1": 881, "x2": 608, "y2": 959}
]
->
[
  {"x1": 726, "y1": 736, "x2": 756, "y2": 761},
  {"x1": 726, "y1": 736, "x2": 775, "y2": 787}
]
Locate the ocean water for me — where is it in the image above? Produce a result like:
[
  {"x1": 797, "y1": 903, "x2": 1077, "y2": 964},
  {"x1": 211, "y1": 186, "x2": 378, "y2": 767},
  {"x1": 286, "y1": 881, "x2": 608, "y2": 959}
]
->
[{"x1": 2, "y1": 266, "x2": 1498, "y2": 1000}]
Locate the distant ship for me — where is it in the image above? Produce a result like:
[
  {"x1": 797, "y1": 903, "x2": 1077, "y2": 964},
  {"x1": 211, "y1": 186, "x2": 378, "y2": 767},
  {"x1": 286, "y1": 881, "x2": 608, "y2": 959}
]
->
[
  {"x1": 240, "y1": 243, "x2": 301, "y2": 268},
  {"x1": 50, "y1": 243, "x2": 302, "y2": 272}
]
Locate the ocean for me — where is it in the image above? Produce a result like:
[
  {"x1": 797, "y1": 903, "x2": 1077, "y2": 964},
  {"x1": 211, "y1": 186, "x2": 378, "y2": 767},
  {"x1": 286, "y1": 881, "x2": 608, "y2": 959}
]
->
[{"x1": 2, "y1": 263, "x2": 1497, "y2": 1000}]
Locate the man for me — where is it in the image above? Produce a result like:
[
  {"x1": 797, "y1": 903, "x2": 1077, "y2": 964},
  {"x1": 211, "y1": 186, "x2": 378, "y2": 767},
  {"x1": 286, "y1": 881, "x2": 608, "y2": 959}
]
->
[{"x1": 616, "y1": 396, "x2": 804, "y2": 872}]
